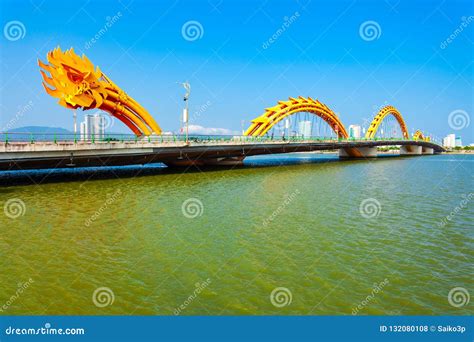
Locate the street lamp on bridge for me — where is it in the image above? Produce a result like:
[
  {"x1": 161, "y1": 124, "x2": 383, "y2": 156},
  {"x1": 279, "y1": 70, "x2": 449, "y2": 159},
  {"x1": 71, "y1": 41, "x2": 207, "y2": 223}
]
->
[{"x1": 178, "y1": 81, "x2": 191, "y2": 144}]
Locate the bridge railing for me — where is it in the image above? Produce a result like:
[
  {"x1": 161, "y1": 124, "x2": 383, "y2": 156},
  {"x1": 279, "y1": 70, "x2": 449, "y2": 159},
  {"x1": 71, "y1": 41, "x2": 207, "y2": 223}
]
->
[{"x1": 0, "y1": 132, "x2": 442, "y2": 146}]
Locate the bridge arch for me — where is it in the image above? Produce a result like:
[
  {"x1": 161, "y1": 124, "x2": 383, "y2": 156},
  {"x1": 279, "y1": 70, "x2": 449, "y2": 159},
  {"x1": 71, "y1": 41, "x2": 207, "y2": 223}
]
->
[
  {"x1": 365, "y1": 105, "x2": 409, "y2": 139},
  {"x1": 244, "y1": 96, "x2": 348, "y2": 138}
]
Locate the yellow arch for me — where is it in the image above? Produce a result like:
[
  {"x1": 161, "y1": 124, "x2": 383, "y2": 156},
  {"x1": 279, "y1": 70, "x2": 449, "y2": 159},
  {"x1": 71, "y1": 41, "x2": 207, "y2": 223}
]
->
[
  {"x1": 365, "y1": 105, "x2": 409, "y2": 139},
  {"x1": 244, "y1": 96, "x2": 349, "y2": 138},
  {"x1": 413, "y1": 130, "x2": 430, "y2": 141}
]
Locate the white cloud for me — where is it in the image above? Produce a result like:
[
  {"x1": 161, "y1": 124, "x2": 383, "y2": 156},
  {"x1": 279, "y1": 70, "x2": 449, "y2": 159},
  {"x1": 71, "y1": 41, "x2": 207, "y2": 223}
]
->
[{"x1": 187, "y1": 124, "x2": 239, "y2": 135}]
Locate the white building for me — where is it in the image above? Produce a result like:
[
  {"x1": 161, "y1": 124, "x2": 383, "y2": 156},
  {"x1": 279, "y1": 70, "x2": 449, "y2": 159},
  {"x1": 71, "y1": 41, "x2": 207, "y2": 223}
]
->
[
  {"x1": 298, "y1": 120, "x2": 312, "y2": 138},
  {"x1": 455, "y1": 136, "x2": 462, "y2": 147},
  {"x1": 80, "y1": 121, "x2": 88, "y2": 141},
  {"x1": 80, "y1": 113, "x2": 106, "y2": 141},
  {"x1": 442, "y1": 134, "x2": 456, "y2": 148},
  {"x1": 348, "y1": 124, "x2": 362, "y2": 138}
]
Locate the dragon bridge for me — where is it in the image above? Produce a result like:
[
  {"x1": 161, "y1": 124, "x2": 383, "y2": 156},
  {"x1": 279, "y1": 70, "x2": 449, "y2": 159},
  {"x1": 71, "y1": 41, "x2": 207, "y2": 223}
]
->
[
  {"x1": 39, "y1": 47, "x2": 161, "y2": 136},
  {"x1": 365, "y1": 105, "x2": 409, "y2": 139},
  {"x1": 244, "y1": 96, "x2": 348, "y2": 138}
]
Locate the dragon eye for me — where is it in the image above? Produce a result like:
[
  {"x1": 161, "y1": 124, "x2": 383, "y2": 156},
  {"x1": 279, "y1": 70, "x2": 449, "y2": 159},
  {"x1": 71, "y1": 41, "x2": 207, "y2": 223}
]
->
[
  {"x1": 62, "y1": 64, "x2": 85, "y2": 84},
  {"x1": 67, "y1": 71, "x2": 84, "y2": 84}
]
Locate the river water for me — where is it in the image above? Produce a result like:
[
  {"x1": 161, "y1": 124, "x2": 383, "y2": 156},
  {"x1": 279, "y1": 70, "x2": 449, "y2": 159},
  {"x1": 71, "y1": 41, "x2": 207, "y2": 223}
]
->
[{"x1": 0, "y1": 153, "x2": 472, "y2": 315}]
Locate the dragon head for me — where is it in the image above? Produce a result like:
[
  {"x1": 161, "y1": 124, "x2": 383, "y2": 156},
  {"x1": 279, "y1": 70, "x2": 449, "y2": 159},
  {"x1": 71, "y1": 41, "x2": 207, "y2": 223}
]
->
[
  {"x1": 39, "y1": 47, "x2": 161, "y2": 136},
  {"x1": 39, "y1": 47, "x2": 108, "y2": 109}
]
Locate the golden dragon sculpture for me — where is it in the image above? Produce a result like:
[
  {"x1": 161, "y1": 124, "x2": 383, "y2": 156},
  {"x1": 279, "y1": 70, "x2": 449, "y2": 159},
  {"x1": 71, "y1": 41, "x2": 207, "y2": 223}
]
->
[{"x1": 38, "y1": 47, "x2": 161, "y2": 136}]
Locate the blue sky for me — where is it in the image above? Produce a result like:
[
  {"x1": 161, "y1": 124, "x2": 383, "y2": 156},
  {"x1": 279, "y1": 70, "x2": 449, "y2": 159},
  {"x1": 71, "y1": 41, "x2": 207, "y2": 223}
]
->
[{"x1": 0, "y1": 0, "x2": 472, "y2": 142}]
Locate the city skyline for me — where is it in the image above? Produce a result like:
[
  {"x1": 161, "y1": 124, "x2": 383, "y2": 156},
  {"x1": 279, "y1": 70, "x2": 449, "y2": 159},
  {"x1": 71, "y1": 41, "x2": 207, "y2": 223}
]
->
[{"x1": 1, "y1": 0, "x2": 472, "y2": 144}]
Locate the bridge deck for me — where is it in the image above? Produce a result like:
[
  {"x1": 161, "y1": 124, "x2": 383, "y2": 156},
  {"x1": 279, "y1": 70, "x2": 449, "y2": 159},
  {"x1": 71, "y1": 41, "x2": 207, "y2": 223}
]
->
[{"x1": 0, "y1": 140, "x2": 444, "y2": 170}]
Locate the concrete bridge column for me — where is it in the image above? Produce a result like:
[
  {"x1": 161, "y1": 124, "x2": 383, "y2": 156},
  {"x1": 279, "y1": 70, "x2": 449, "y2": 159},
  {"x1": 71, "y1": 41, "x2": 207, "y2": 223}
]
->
[
  {"x1": 400, "y1": 145, "x2": 422, "y2": 155},
  {"x1": 339, "y1": 147, "x2": 377, "y2": 158},
  {"x1": 422, "y1": 147, "x2": 434, "y2": 155}
]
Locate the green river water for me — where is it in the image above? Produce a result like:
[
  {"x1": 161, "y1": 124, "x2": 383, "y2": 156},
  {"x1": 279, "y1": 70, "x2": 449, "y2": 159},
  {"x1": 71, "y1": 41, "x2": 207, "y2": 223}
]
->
[{"x1": 0, "y1": 153, "x2": 472, "y2": 315}]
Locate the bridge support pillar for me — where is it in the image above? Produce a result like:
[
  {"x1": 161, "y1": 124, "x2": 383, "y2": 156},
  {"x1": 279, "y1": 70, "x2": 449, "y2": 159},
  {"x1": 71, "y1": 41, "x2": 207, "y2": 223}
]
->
[
  {"x1": 339, "y1": 147, "x2": 377, "y2": 158},
  {"x1": 164, "y1": 156, "x2": 245, "y2": 167},
  {"x1": 400, "y1": 145, "x2": 422, "y2": 155},
  {"x1": 422, "y1": 147, "x2": 434, "y2": 155}
]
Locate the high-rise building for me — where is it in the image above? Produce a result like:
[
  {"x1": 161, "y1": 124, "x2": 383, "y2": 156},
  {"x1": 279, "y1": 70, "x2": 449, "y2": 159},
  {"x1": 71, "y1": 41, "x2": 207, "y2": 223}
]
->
[
  {"x1": 348, "y1": 124, "x2": 362, "y2": 138},
  {"x1": 80, "y1": 121, "x2": 88, "y2": 141},
  {"x1": 442, "y1": 134, "x2": 456, "y2": 148},
  {"x1": 80, "y1": 113, "x2": 106, "y2": 141},
  {"x1": 455, "y1": 136, "x2": 462, "y2": 147},
  {"x1": 298, "y1": 121, "x2": 312, "y2": 138}
]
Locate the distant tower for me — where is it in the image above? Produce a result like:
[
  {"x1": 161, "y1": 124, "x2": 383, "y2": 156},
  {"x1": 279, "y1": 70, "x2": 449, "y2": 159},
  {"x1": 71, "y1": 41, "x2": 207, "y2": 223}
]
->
[
  {"x1": 80, "y1": 121, "x2": 87, "y2": 141},
  {"x1": 80, "y1": 112, "x2": 106, "y2": 141},
  {"x1": 298, "y1": 121, "x2": 311, "y2": 138},
  {"x1": 348, "y1": 124, "x2": 362, "y2": 138}
]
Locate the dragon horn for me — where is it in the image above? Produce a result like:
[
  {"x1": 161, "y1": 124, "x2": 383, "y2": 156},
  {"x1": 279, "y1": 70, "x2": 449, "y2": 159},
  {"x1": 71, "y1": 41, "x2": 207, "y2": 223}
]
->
[
  {"x1": 39, "y1": 70, "x2": 55, "y2": 87},
  {"x1": 41, "y1": 82, "x2": 60, "y2": 98},
  {"x1": 38, "y1": 59, "x2": 53, "y2": 73}
]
